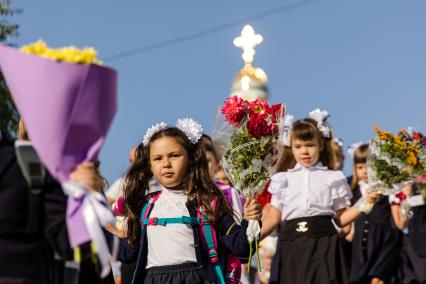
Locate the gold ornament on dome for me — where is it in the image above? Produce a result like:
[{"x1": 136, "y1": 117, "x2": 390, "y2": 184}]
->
[{"x1": 231, "y1": 25, "x2": 268, "y2": 101}]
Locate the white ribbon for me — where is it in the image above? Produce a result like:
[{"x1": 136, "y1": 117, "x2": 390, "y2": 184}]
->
[
  {"x1": 309, "y1": 108, "x2": 331, "y2": 138},
  {"x1": 62, "y1": 181, "x2": 118, "y2": 278},
  {"x1": 347, "y1": 141, "x2": 369, "y2": 158},
  {"x1": 246, "y1": 220, "x2": 261, "y2": 243},
  {"x1": 280, "y1": 114, "x2": 295, "y2": 147}
]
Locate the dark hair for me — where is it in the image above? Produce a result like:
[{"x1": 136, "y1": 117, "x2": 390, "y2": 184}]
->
[
  {"x1": 276, "y1": 118, "x2": 336, "y2": 172},
  {"x1": 351, "y1": 144, "x2": 369, "y2": 190},
  {"x1": 202, "y1": 134, "x2": 220, "y2": 163},
  {"x1": 123, "y1": 127, "x2": 232, "y2": 244}
]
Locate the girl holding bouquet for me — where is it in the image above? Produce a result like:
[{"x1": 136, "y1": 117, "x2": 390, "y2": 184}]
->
[
  {"x1": 346, "y1": 143, "x2": 400, "y2": 284},
  {"x1": 392, "y1": 178, "x2": 426, "y2": 283},
  {"x1": 118, "y1": 119, "x2": 262, "y2": 284},
  {"x1": 260, "y1": 113, "x2": 380, "y2": 284}
]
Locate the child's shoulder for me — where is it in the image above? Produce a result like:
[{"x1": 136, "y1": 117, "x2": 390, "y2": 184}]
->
[
  {"x1": 323, "y1": 170, "x2": 351, "y2": 191},
  {"x1": 271, "y1": 171, "x2": 287, "y2": 181},
  {"x1": 268, "y1": 171, "x2": 288, "y2": 194},
  {"x1": 324, "y1": 169, "x2": 346, "y2": 178}
]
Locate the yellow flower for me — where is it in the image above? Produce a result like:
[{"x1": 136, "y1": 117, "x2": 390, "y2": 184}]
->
[
  {"x1": 407, "y1": 153, "x2": 418, "y2": 166},
  {"x1": 20, "y1": 39, "x2": 102, "y2": 65}
]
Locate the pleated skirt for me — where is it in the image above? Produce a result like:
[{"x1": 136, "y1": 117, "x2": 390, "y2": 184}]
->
[{"x1": 278, "y1": 216, "x2": 349, "y2": 284}]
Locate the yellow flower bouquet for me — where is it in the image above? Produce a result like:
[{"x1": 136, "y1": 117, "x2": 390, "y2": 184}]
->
[
  {"x1": 20, "y1": 39, "x2": 102, "y2": 65},
  {"x1": 367, "y1": 126, "x2": 426, "y2": 194}
]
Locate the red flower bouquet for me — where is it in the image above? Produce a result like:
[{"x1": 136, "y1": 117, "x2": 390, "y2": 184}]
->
[
  {"x1": 214, "y1": 96, "x2": 284, "y2": 266},
  {"x1": 219, "y1": 97, "x2": 284, "y2": 197}
]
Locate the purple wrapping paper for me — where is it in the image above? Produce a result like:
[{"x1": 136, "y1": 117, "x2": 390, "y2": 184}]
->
[{"x1": 0, "y1": 44, "x2": 117, "y2": 247}]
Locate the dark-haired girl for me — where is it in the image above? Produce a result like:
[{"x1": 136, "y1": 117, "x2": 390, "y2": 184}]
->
[{"x1": 118, "y1": 119, "x2": 262, "y2": 284}]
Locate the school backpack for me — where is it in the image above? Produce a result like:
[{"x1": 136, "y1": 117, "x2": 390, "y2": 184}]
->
[
  {"x1": 140, "y1": 190, "x2": 241, "y2": 284},
  {"x1": 14, "y1": 140, "x2": 81, "y2": 284}
]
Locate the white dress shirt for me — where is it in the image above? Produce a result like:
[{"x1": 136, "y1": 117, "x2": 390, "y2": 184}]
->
[
  {"x1": 269, "y1": 162, "x2": 352, "y2": 221},
  {"x1": 146, "y1": 188, "x2": 197, "y2": 268}
]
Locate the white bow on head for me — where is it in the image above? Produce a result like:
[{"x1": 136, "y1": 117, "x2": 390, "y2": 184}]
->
[
  {"x1": 280, "y1": 114, "x2": 295, "y2": 147},
  {"x1": 142, "y1": 118, "x2": 204, "y2": 147},
  {"x1": 347, "y1": 141, "x2": 369, "y2": 158},
  {"x1": 333, "y1": 137, "x2": 344, "y2": 147},
  {"x1": 176, "y1": 118, "x2": 203, "y2": 144},
  {"x1": 143, "y1": 122, "x2": 168, "y2": 146},
  {"x1": 309, "y1": 108, "x2": 331, "y2": 138}
]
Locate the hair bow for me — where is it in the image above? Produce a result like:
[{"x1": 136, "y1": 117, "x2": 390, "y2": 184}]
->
[
  {"x1": 309, "y1": 108, "x2": 331, "y2": 138},
  {"x1": 280, "y1": 114, "x2": 295, "y2": 147}
]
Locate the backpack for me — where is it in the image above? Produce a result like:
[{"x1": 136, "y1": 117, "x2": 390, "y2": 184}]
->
[
  {"x1": 139, "y1": 191, "x2": 241, "y2": 284},
  {"x1": 14, "y1": 140, "x2": 80, "y2": 284}
]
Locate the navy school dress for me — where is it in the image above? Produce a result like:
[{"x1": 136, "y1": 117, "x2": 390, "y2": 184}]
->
[
  {"x1": 349, "y1": 186, "x2": 400, "y2": 283},
  {"x1": 399, "y1": 183, "x2": 426, "y2": 283}
]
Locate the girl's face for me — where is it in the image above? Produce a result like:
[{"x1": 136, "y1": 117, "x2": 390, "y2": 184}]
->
[
  {"x1": 206, "y1": 150, "x2": 219, "y2": 178},
  {"x1": 291, "y1": 138, "x2": 321, "y2": 168},
  {"x1": 215, "y1": 168, "x2": 230, "y2": 185},
  {"x1": 355, "y1": 163, "x2": 368, "y2": 182},
  {"x1": 149, "y1": 136, "x2": 189, "y2": 188}
]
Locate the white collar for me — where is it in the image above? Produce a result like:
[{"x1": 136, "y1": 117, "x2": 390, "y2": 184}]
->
[{"x1": 288, "y1": 162, "x2": 328, "y2": 172}]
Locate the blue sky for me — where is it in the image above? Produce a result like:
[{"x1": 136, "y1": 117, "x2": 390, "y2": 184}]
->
[{"x1": 12, "y1": 0, "x2": 426, "y2": 180}]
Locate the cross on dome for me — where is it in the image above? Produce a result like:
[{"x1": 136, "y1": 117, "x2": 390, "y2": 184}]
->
[{"x1": 233, "y1": 25, "x2": 263, "y2": 65}]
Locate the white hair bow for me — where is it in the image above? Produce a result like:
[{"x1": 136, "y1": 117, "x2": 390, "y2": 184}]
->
[
  {"x1": 347, "y1": 141, "x2": 369, "y2": 158},
  {"x1": 280, "y1": 114, "x2": 295, "y2": 147},
  {"x1": 309, "y1": 108, "x2": 331, "y2": 138},
  {"x1": 176, "y1": 118, "x2": 203, "y2": 144},
  {"x1": 333, "y1": 137, "x2": 344, "y2": 147},
  {"x1": 142, "y1": 118, "x2": 204, "y2": 147},
  {"x1": 143, "y1": 122, "x2": 168, "y2": 146}
]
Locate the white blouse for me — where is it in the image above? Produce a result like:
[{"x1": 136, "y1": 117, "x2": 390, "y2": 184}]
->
[
  {"x1": 146, "y1": 188, "x2": 197, "y2": 268},
  {"x1": 269, "y1": 162, "x2": 352, "y2": 221}
]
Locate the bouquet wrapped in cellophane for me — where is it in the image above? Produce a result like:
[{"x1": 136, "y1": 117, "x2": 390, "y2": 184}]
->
[
  {"x1": 367, "y1": 126, "x2": 426, "y2": 195},
  {"x1": 212, "y1": 96, "x2": 284, "y2": 268}
]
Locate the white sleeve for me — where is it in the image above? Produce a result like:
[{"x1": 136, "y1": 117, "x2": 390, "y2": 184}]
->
[
  {"x1": 106, "y1": 177, "x2": 124, "y2": 201},
  {"x1": 388, "y1": 194, "x2": 401, "y2": 204},
  {"x1": 268, "y1": 172, "x2": 287, "y2": 213},
  {"x1": 329, "y1": 171, "x2": 352, "y2": 211}
]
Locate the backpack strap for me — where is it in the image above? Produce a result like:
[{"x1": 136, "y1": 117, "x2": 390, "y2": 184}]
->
[
  {"x1": 198, "y1": 197, "x2": 225, "y2": 284},
  {"x1": 200, "y1": 213, "x2": 225, "y2": 284},
  {"x1": 14, "y1": 140, "x2": 46, "y2": 234},
  {"x1": 140, "y1": 191, "x2": 162, "y2": 226},
  {"x1": 143, "y1": 216, "x2": 200, "y2": 226}
]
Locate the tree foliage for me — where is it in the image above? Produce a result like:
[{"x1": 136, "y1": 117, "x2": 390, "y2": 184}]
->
[{"x1": 0, "y1": 0, "x2": 20, "y2": 139}]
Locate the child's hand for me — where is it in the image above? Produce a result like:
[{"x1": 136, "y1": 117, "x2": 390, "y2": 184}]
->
[
  {"x1": 69, "y1": 162, "x2": 105, "y2": 192},
  {"x1": 365, "y1": 191, "x2": 381, "y2": 204},
  {"x1": 243, "y1": 197, "x2": 263, "y2": 221}
]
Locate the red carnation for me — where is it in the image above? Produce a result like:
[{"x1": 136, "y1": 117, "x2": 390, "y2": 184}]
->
[
  {"x1": 221, "y1": 96, "x2": 249, "y2": 127},
  {"x1": 249, "y1": 98, "x2": 270, "y2": 115},
  {"x1": 247, "y1": 113, "x2": 272, "y2": 139},
  {"x1": 413, "y1": 132, "x2": 423, "y2": 141}
]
